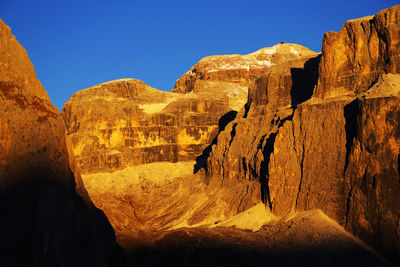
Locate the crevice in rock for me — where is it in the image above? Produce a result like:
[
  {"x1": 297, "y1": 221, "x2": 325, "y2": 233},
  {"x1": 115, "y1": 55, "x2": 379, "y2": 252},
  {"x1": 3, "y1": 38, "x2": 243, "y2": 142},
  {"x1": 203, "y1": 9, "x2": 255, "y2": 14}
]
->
[
  {"x1": 194, "y1": 110, "x2": 237, "y2": 173},
  {"x1": 228, "y1": 123, "x2": 238, "y2": 148},
  {"x1": 343, "y1": 99, "x2": 359, "y2": 176},
  {"x1": 295, "y1": 141, "x2": 305, "y2": 209},
  {"x1": 259, "y1": 113, "x2": 296, "y2": 210},
  {"x1": 345, "y1": 186, "x2": 353, "y2": 228},
  {"x1": 260, "y1": 132, "x2": 277, "y2": 209},
  {"x1": 237, "y1": 185, "x2": 250, "y2": 213},
  {"x1": 397, "y1": 154, "x2": 400, "y2": 179},
  {"x1": 290, "y1": 55, "x2": 321, "y2": 108},
  {"x1": 243, "y1": 102, "x2": 251, "y2": 119}
]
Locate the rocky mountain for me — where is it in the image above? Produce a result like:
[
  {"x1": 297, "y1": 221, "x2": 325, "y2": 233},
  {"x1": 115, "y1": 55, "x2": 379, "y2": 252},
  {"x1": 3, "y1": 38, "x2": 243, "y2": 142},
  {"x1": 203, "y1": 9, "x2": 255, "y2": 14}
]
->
[
  {"x1": 173, "y1": 43, "x2": 316, "y2": 94},
  {"x1": 61, "y1": 6, "x2": 400, "y2": 264},
  {"x1": 0, "y1": 18, "x2": 124, "y2": 266},
  {"x1": 61, "y1": 77, "x2": 244, "y2": 174},
  {"x1": 2, "y1": 3, "x2": 400, "y2": 267},
  {"x1": 203, "y1": 5, "x2": 400, "y2": 263},
  {"x1": 60, "y1": 43, "x2": 318, "y2": 248}
]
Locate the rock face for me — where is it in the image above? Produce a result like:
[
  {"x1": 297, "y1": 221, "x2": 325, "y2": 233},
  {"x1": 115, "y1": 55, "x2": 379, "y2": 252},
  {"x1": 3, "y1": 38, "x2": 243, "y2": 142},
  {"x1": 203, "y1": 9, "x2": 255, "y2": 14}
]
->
[
  {"x1": 173, "y1": 43, "x2": 317, "y2": 94},
  {"x1": 203, "y1": 5, "x2": 400, "y2": 263},
  {"x1": 60, "y1": 5, "x2": 400, "y2": 265},
  {"x1": 62, "y1": 45, "x2": 314, "y2": 176},
  {"x1": 203, "y1": 46, "x2": 320, "y2": 212},
  {"x1": 315, "y1": 5, "x2": 400, "y2": 98},
  {"x1": 61, "y1": 43, "x2": 316, "y2": 248},
  {"x1": 0, "y1": 18, "x2": 123, "y2": 266},
  {"x1": 61, "y1": 78, "x2": 241, "y2": 174}
]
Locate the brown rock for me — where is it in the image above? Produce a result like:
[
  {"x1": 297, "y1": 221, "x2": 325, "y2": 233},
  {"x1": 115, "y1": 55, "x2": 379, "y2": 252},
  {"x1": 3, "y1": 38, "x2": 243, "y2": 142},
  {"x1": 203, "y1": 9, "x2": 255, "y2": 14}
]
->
[
  {"x1": 315, "y1": 5, "x2": 400, "y2": 98},
  {"x1": 173, "y1": 43, "x2": 317, "y2": 94},
  {"x1": 203, "y1": 46, "x2": 320, "y2": 213},
  {"x1": 202, "y1": 5, "x2": 400, "y2": 264},
  {"x1": 344, "y1": 75, "x2": 400, "y2": 262},
  {"x1": 60, "y1": 44, "x2": 319, "y2": 247},
  {"x1": 0, "y1": 18, "x2": 123, "y2": 266},
  {"x1": 61, "y1": 78, "x2": 237, "y2": 174}
]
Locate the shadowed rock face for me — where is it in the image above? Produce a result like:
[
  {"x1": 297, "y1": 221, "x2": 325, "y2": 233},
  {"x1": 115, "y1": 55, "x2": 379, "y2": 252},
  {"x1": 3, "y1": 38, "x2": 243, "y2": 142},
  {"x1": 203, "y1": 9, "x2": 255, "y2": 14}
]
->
[
  {"x1": 0, "y1": 19, "x2": 123, "y2": 266},
  {"x1": 203, "y1": 5, "x2": 400, "y2": 264}
]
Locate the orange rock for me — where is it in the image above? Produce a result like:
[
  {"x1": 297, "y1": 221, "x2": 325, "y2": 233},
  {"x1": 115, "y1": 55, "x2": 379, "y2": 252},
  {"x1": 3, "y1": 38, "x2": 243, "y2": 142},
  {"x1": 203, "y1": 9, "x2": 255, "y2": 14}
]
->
[
  {"x1": 0, "y1": 18, "x2": 123, "y2": 266},
  {"x1": 315, "y1": 5, "x2": 400, "y2": 98}
]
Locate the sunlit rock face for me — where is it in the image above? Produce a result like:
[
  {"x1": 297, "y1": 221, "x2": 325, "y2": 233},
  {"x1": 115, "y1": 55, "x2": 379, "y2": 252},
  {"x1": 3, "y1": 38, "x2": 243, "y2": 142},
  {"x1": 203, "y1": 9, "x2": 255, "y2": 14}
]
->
[
  {"x1": 0, "y1": 18, "x2": 123, "y2": 266},
  {"x1": 203, "y1": 5, "x2": 400, "y2": 263},
  {"x1": 173, "y1": 43, "x2": 317, "y2": 94},
  {"x1": 60, "y1": 5, "x2": 400, "y2": 264},
  {"x1": 60, "y1": 76, "x2": 247, "y2": 247},
  {"x1": 61, "y1": 44, "x2": 314, "y2": 247},
  {"x1": 61, "y1": 78, "x2": 239, "y2": 174},
  {"x1": 315, "y1": 5, "x2": 400, "y2": 98},
  {"x1": 203, "y1": 47, "x2": 320, "y2": 212}
]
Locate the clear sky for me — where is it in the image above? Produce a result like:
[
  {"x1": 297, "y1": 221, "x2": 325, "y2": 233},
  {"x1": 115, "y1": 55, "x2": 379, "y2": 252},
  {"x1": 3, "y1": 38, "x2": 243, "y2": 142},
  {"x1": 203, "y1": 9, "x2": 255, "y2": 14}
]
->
[{"x1": 0, "y1": 0, "x2": 398, "y2": 110}]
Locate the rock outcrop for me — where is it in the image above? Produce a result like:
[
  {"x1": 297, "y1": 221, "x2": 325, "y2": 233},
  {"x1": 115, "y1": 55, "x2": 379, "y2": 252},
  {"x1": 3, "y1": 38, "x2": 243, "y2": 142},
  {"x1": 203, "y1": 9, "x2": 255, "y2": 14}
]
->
[
  {"x1": 173, "y1": 43, "x2": 317, "y2": 94},
  {"x1": 0, "y1": 18, "x2": 123, "y2": 266},
  {"x1": 61, "y1": 78, "x2": 242, "y2": 174},
  {"x1": 59, "y1": 5, "x2": 400, "y2": 265},
  {"x1": 203, "y1": 5, "x2": 400, "y2": 263},
  {"x1": 203, "y1": 46, "x2": 320, "y2": 212},
  {"x1": 315, "y1": 5, "x2": 400, "y2": 98},
  {"x1": 61, "y1": 44, "x2": 317, "y2": 246}
]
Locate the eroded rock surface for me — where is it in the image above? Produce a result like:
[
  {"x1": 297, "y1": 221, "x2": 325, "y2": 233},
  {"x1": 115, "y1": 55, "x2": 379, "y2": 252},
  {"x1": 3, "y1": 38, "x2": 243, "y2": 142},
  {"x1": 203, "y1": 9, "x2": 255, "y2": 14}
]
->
[
  {"x1": 173, "y1": 43, "x2": 316, "y2": 94},
  {"x1": 131, "y1": 209, "x2": 392, "y2": 267},
  {"x1": 62, "y1": 78, "x2": 240, "y2": 174},
  {"x1": 0, "y1": 18, "x2": 123, "y2": 266},
  {"x1": 61, "y1": 44, "x2": 317, "y2": 248},
  {"x1": 203, "y1": 5, "x2": 400, "y2": 264},
  {"x1": 203, "y1": 47, "x2": 320, "y2": 213},
  {"x1": 60, "y1": 5, "x2": 400, "y2": 265},
  {"x1": 315, "y1": 5, "x2": 400, "y2": 98}
]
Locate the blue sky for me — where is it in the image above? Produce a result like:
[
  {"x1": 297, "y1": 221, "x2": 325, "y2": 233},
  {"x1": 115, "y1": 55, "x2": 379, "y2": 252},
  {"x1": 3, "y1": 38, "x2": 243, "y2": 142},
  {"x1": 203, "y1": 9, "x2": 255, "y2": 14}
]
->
[{"x1": 0, "y1": 0, "x2": 398, "y2": 110}]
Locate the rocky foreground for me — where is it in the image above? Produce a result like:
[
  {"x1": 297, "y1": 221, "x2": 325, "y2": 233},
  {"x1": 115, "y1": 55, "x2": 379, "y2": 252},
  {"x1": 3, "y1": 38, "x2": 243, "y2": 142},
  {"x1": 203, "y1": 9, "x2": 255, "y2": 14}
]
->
[{"x1": 0, "y1": 4, "x2": 400, "y2": 267}]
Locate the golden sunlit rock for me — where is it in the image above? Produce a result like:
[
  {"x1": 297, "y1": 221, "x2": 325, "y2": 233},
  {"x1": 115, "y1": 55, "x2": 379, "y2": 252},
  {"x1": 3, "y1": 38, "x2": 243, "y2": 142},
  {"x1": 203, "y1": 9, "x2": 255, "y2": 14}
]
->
[{"x1": 1, "y1": 4, "x2": 400, "y2": 267}]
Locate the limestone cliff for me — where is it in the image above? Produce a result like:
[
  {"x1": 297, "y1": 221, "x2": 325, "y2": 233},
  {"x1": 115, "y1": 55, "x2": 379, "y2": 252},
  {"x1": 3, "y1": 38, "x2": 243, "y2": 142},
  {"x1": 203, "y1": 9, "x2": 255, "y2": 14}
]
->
[
  {"x1": 61, "y1": 78, "x2": 241, "y2": 174},
  {"x1": 203, "y1": 5, "x2": 400, "y2": 263},
  {"x1": 60, "y1": 5, "x2": 400, "y2": 264},
  {"x1": 173, "y1": 43, "x2": 316, "y2": 94},
  {"x1": 61, "y1": 43, "x2": 317, "y2": 244},
  {"x1": 0, "y1": 18, "x2": 123, "y2": 266},
  {"x1": 315, "y1": 5, "x2": 400, "y2": 98}
]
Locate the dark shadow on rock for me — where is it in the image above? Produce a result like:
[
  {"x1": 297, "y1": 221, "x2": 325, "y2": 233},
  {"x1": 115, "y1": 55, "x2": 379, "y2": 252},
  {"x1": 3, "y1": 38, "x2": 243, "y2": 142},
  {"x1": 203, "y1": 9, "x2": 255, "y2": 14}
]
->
[
  {"x1": 397, "y1": 154, "x2": 400, "y2": 178},
  {"x1": 260, "y1": 133, "x2": 277, "y2": 208},
  {"x1": 194, "y1": 110, "x2": 237, "y2": 173},
  {"x1": 258, "y1": 114, "x2": 293, "y2": 208},
  {"x1": 0, "y1": 153, "x2": 126, "y2": 267},
  {"x1": 290, "y1": 55, "x2": 321, "y2": 108},
  {"x1": 126, "y1": 227, "x2": 392, "y2": 267},
  {"x1": 343, "y1": 99, "x2": 360, "y2": 176}
]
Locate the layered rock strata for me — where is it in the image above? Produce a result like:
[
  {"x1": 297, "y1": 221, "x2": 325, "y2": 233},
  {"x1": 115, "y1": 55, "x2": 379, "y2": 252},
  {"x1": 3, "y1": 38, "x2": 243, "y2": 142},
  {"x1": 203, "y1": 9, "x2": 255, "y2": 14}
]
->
[
  {"x1": 0, "y1": 18, "x2": 123, "y2": 266},
  {"x1": 315, "y1": 5, "x2": 400, "y2": 98},
  {"x1": 62, "y1": 78, "x2": 244, "y2": 174},
  {"x1": 61, "y1": 44, "x2": 317, "y2": 246},
  {"x1": 203, "y1": 5, "x2": 400, "y2": 263},
  {"x1": 173, "y1": 43, "x2": 317, "y2": 94}
]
